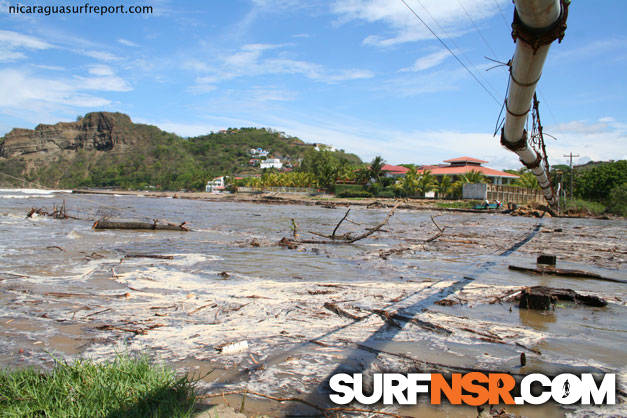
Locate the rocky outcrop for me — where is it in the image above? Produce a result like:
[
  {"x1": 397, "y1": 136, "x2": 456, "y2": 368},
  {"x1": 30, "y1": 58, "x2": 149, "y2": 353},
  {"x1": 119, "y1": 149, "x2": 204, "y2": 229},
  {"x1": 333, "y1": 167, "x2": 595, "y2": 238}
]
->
[{"x1": 0, "y1": 112, "x2": 146, "y2": 160}]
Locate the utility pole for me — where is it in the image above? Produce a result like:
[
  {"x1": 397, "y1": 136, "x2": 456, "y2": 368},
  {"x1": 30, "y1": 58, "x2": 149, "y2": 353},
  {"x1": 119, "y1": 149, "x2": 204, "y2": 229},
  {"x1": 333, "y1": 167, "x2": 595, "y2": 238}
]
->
[{"x1": 562, "y1": 152, "x2": 579, "y2": 199}]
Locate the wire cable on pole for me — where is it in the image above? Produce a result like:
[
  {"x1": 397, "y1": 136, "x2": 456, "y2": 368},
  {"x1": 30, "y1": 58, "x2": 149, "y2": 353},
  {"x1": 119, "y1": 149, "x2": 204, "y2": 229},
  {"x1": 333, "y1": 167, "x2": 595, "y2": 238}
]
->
[
  {"x1": 399, "y1": 0, "x2": 501, "y2": 106},
  {"x1": 412, "y1": 0, "x2": 501, "y2": 99},
  {"x1": 455, "y1": 0, "x2": 498, "y2": 57}
]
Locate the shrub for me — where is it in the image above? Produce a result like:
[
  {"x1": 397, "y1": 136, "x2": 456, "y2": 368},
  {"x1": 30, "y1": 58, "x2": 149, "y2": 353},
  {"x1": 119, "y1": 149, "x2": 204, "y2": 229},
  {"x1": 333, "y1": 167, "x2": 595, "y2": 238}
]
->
[
  {"x1": 337, "y1": 190, "x2": 373, "y2": 198},
  {"x1": 605, "y1": 182, "x2": 627, "y2": 216}
]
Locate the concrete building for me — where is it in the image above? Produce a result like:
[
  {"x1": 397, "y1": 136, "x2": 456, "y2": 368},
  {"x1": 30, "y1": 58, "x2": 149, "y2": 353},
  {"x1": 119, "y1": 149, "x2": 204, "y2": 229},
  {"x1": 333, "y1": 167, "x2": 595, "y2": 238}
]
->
[
  {"x1": 417, "y1": 157, "x2": 519, "y2": 185},
  {"x1": 260, "y1": 158, "x2": 283, "y2": 169}
]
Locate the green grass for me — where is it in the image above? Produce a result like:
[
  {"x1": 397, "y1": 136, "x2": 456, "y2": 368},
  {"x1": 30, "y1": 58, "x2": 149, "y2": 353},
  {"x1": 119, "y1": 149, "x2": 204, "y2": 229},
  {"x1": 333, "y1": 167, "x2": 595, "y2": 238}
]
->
[
  {"x1": 434, "y1": 200, "x2": 481, "y2": 209},
  {"x1": 562, "y1": 198, "x2": 606, "y2": 216},
  {"x1": 0, "y1": 354, "x2": 197, "y2": 418}
]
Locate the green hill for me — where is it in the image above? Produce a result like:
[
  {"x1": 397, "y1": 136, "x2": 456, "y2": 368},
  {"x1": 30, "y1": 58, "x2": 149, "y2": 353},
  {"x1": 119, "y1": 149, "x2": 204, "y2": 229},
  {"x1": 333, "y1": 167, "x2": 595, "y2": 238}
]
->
[{"x1": 0, "y1": 112, "x2": 361, "y2": 191}]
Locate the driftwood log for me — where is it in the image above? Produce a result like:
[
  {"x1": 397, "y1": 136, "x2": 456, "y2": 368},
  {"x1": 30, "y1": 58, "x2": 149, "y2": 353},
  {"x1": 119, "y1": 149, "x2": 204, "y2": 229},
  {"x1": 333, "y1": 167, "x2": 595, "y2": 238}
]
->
[
  {"x1": 93, "y1": 219, "x2": 190, "y2": 231},
  {"x1": 509, "y1": 265, "x2": 625, "y2": 284},
  {"x1": 280, "y1": 202, "x2": 400, "y2": 247},
  {"x1": 518, "y1": 286, "x2": 607, "y2": 310}
]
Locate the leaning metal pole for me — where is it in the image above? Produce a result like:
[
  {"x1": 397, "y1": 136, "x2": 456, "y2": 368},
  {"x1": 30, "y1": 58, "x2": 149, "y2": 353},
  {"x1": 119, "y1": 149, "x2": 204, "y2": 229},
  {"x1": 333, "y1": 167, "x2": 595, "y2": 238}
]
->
[{"x1": 500, "y1": 0, "x2": 569, "y2": 208}]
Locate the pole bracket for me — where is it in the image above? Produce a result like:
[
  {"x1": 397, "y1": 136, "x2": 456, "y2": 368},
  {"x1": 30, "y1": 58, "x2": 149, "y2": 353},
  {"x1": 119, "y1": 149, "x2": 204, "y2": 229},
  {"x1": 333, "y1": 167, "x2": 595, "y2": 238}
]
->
[
  {"x1": 511, "y1": 0, "x2": 570, "y2": 52},
  {"x1": 500, "y1": 128, "x2": 528, "y2": 152},
  {"x1": 521, "y1": 152, "x2": 543, "y2": 170}
]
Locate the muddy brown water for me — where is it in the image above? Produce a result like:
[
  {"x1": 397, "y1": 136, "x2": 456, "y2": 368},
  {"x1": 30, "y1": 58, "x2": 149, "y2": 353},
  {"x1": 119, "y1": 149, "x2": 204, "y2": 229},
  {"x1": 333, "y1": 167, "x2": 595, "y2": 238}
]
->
[{"x1": 0, "y1": 189, "x2": 625, "y2": 417}]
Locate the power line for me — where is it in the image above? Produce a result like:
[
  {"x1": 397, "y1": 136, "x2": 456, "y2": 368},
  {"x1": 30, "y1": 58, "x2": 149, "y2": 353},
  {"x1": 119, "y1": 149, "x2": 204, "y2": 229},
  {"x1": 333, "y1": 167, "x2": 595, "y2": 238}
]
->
[
  {"x1": 492, "y1": 0, "x2": 511, "y2": 30},
  {"x1": 455, "y1": 0, "x2": 498, "y2": 57},
  {"x1": 399, "y1": 0, "x2": 501, "y2": 106},
  {"x1": 412, "y1": 0, "x2": 501, "y2": 99}
]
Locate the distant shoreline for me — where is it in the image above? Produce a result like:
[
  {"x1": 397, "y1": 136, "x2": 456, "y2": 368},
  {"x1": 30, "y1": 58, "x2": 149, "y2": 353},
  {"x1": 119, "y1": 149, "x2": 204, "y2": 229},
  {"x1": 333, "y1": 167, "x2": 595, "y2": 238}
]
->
[{"x1": 71, "y1": 188, "x2": 492, "y2": 212}]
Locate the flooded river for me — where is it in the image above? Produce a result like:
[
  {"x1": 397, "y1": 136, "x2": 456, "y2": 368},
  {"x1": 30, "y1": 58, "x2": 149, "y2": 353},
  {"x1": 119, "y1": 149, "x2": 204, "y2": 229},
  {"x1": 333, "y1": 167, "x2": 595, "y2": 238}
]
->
[{"x1": 0, "y1": 189, "x2": 625, "y2": 416}]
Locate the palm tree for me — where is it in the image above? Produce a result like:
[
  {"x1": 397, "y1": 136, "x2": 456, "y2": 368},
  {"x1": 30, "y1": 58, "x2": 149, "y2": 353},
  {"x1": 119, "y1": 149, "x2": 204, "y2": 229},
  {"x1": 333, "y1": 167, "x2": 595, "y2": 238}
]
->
[
  {"x1": 514, "y1": 171, "x2": 540, "y2": 189},
  {"x1": 369, "y1": 156, "x2": 385, "y2": 183},
  {"x1": 396, "y1": 169, "x2": 419, "y2": 196},
  {"x1": 437, "y1": 175, "x2": 452, "y2": 198},
  {"x1": 416, "y1": 170, "x2": 437, "y2": 196},
  {"x1": 461, "y1": 170, "x2": 487, "y2": 184}
]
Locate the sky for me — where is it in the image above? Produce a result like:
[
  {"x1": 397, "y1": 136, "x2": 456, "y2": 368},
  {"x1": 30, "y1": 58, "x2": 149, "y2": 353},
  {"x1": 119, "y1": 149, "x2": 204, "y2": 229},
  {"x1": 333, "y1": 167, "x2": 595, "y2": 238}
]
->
[{"x1": 0, "y1": 0, "x2": 626, "y2": 169}]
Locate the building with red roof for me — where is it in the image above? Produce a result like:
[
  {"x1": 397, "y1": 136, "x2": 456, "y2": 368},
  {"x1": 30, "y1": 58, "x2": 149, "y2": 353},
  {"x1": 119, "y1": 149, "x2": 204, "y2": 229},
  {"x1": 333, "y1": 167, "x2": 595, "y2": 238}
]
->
[
  {"x1": 417, "y1": 157, "x2": 518, "y2": 185},
  {"x1": 381, "y1": 164, "x2": 410, "y2": 177}
]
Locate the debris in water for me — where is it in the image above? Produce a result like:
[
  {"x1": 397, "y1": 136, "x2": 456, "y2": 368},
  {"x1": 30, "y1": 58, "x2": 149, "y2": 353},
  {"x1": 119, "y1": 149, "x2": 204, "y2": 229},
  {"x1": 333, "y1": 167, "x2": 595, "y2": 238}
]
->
[
  {"x1": 93, "y1": 219, "x2": 190, "y2": 231},
  {"x1": 217, "y1": 340, "x2": 249, "y2": 354},
  {"x1": 509, "y1": 265, "x2": 625, "y2": 284},
  {"x1": 518, "y1": 286, "x2": 607, "y2": 310}
]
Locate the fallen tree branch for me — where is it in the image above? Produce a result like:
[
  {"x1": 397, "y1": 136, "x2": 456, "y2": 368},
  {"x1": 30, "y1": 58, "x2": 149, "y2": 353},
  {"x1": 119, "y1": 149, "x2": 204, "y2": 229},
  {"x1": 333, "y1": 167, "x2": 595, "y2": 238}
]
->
[
  {"x1": 93, "y1": 219, "x2": 190, "y2": 231},
  {"x1": 371, "y1": 308, "x2": 452, "y2": 335},
  {"x1": 323, "y1": 302, "x2": 362, "y2": 321},
  {"x1": 332, "y1": 208, "x2": 351, "y2": 239},
  {"x1": 124, "y1": 254, "x2": 174, "y2": 260},
  {"x1": 280, "y1": 202, "x2": 400, "y2": 247},
  {"x1": 509, "y1": 265, "x2": 625, "y2": 284}
]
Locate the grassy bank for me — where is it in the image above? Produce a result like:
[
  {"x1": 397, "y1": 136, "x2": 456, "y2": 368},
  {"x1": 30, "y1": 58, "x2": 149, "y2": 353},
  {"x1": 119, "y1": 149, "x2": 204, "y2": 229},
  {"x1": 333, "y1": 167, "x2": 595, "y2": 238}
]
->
[
  {"x1": 562, "y1": 198, "x2": 607, "y2": 216},
  {"x1": 0, "y1": 355, "x2": 196, "y2": 417},
  {"x1": 435, "y1": 200, "x2": 482, "y2": 209}
]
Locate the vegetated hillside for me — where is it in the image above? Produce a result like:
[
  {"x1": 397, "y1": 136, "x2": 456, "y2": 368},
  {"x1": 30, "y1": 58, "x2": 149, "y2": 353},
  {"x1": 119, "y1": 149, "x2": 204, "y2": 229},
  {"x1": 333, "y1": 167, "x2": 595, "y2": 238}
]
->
[
  {"x1": 552, "y1": 160, "x2": 626, "y2": 216},
  {"x1": 0, "y1": 112, "x2": 361, "y2": 190}
]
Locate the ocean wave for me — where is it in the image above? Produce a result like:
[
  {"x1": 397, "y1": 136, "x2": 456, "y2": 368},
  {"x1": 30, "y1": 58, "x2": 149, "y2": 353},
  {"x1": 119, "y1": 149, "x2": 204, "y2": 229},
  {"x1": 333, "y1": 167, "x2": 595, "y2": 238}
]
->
[
  {"x1": 0, "y1": 188, "x2": 72, "y2": 195},
  {"x1": 0, "y1": 194, "x2": 55, "y2": 199}
]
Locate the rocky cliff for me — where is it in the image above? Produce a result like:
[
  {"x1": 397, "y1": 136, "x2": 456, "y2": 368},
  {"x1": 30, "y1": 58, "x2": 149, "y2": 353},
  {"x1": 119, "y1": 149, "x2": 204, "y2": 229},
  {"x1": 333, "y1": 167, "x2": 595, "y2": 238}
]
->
[{"x1": 0, "y1": 112, "x2": 154, "y2": 161}]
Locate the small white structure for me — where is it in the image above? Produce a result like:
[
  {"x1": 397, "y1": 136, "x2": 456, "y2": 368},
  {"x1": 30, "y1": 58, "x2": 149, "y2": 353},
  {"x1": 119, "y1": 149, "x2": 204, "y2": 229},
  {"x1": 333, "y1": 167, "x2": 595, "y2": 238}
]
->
[
  {"x1": 462, "y1": 183, "x2": 487, "y2": 200},
  {"x1": 314, "y1": 143, "x2": 336, "y2": 152},
  {"x1": 260, "y1": 158, "x2": 283, "y2": 169},
  {"x1": 206, "y1": 176, "x2": 226, "y2": 192},
  {"x1": 249, "y1": 148, "x2": 269, "y2": 157}
]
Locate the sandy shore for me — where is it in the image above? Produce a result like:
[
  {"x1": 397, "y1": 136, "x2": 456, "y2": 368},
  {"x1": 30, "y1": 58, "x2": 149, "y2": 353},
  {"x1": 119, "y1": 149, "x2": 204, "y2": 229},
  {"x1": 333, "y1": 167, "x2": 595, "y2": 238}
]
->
[{"x1": 71, "y1": 189, "x2": 513, "y2": 214}]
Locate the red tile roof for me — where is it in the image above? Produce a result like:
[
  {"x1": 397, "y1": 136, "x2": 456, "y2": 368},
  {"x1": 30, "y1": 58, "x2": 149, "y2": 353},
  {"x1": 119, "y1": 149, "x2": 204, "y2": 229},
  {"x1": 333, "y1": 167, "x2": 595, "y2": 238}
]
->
[
  {"x1": 381, "y1": 164, "x2": 409, "y2": 173},
  {"x1": 443, "y1": 156, "x2": 488, "y2": 164},
  {"x1": 418, "y1": 165, "x2": 519, "y2": 178}
]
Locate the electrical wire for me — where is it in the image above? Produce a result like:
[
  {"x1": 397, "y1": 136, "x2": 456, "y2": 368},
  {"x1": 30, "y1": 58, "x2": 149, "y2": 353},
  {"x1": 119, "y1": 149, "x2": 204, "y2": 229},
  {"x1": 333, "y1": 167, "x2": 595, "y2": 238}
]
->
[
  {"x1": 412, "y1": 0, "x2": 501, "y2": 99},
  {"x1": 399, "y1": 0, "x2": 501, "y2": 106},
  {"x1": 455, "y1": 0, "x2": 498, "y2": 58}
]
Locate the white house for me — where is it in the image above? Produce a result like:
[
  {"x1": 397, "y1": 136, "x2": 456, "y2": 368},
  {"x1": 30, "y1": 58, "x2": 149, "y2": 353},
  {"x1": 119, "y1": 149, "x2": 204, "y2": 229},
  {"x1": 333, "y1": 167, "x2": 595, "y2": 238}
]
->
[
  {"x1": 260, "y1": 158, "x2": 283, "y2": 169},
  {"x1": 313, "y1": 143, "x2": 337, "y2": 152},
  {"x1": 249, "y1": 148, "x2": 269, "y2": 157},
  {"x1": 206, "y1": 176, "x2": 226, "y2": 192}
]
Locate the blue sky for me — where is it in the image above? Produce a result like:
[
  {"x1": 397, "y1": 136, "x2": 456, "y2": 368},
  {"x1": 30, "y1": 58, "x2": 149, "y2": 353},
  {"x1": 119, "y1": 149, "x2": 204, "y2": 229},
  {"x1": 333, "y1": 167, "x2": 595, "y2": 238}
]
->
[{"x1": 0, "y1": 0, "x2": 625, "y2": 169}]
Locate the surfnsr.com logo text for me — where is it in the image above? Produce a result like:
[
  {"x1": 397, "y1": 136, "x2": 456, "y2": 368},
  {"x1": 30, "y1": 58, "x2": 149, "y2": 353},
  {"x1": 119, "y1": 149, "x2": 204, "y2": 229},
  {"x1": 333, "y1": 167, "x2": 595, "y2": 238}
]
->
[{"x1": 330, "y1": 373, "x2": 616, "y2": 406}]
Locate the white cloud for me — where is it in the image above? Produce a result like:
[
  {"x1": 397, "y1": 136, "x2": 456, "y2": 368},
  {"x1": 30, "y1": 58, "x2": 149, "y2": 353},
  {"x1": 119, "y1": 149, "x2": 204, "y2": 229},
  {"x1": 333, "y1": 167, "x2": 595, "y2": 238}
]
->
[
  {"x1": 186, "y1": 43, "x2": 374, "y2": 90},
  {"x1": 0, "y1": 30, "x2": 52, "y2": 50},
  {"x1": 0, "y1": 30, "x2": 51, "y2": 63},
  {"x1": 0, "y1": 50, "x2": 26, "y2": 63},
  {"x1": 401, "y1": 49, "x2": 450, "y2": 72},
  {"x1": 381, "y1": 66, "x2": 467, "y2": 96},
  {"x1": 87, "y1": 65, "x2": 115, "y2": 77},
  {"x1": 331, "y1": 0, "x2": 508, "y2": 47},
  {"x1": 135, "y1": 120, "x2": 223, "y2": 137},
  {"x1": 234, "y1": 110, "x2": 624, "y2": 168},
  {"x1": 80, "y1": 50, "x2": 121, "y2": 62},
  {"x1": 32, "y1": 64, "x2": 66, "y2": 71},
  {"x1": 552, "y1": 38, "x2": 627, "y2": 62},
  {"x1": 0, "y1": 68, "x2": 112, "y2": 112},
  {"x1": 118, "y1": 38, "x2": 139, "y2": 47},
  {"x1": 0, "y1": 65, "x2": 132, "y2": 117},
  {"x1": 545, "y1": 118, "x2": 627, "y2": 164}
]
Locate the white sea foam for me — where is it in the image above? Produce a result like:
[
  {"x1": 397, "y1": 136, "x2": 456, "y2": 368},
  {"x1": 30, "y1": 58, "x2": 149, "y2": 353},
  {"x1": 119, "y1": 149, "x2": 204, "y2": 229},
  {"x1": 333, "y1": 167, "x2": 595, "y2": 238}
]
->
[
  {"x1": 0, "y1": 188, "x2": 72, "y2": 195},
  {"x1": 0, "y1": 194, "x2": 54, "y2": 199}
]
